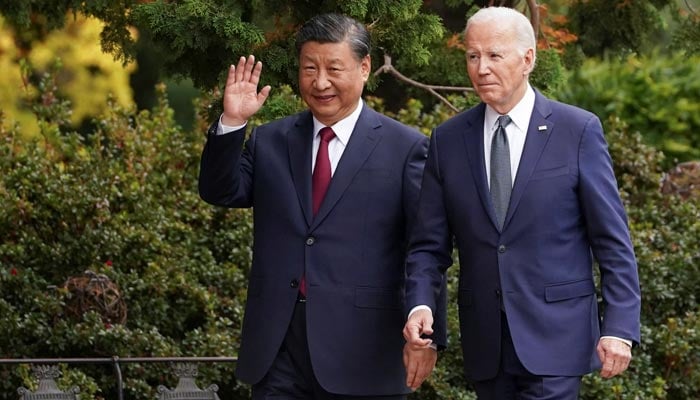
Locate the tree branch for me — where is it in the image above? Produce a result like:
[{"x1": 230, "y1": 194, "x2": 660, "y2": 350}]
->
[
  {"x1": 526, "y1": 0, "x2": 540, "y2": 38},
  {"x1": 373, "y1": 54, "x2": 473, "y2": 113}
]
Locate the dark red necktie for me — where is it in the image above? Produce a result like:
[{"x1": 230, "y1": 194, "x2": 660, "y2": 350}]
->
[
  {"x1": 300, "y1": 127, "x2": 336, "y2": 297},
  {"x1": 312, "y1": 127, "x2": 336, "y2": 216}
]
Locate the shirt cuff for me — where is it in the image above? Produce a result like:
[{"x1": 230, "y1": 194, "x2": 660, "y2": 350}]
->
[
  {"x1": 408, "y1": 305, "x2": 432, "y2": 319},
  {"x1": 601, "y1": 336, "x2": 633, "y2": 348},
  {"x1": 217, "y1": 114, "x2": 247, "y2": 135}
]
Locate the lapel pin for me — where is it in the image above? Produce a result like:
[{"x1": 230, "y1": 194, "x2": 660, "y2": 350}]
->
[{"x1": 538, "y1": 125, "x2": 547, "y2": 132}]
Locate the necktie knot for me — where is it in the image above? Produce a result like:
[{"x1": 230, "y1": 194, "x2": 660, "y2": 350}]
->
[
  {"x1": 319, "y1": 127, "x2": 336, "y2": 143},
  {"x1": 497, "y1": 115, "x2": 512, "y2": 130}
]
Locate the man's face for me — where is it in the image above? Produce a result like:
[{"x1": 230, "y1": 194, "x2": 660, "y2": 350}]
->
[
  {"x1": 465, "y1": 22, "x2": 534, "y2": 114},
  {"x1": 298, "y1": 40, "x2": 370, "y2": 126}
]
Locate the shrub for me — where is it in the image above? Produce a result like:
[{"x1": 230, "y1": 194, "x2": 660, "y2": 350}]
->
[
  {"x1": 0, "y1": 78, "x2": 253, "y2": 399},
  {"x1": 557, "y1": 52, "x2": 700, "y2": 163}
]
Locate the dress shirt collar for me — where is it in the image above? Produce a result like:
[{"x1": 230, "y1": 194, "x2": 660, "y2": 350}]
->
[
  {"x1": 484, "y1": 83, "x2": 535, "y2": 133},
  {"x1": 312, "y1": 99, "x2": 363, "y2": 146}
]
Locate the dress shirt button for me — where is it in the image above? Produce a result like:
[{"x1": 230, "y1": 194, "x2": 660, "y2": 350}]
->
[
  {"x1": 495, "y1": 289, "x2": 502, "y2": 298},
  {"x1": 306, "y1": 237, "x2": 315, "y2": 246},
  {"x1": 290, "y1": 279, "x2": 299, "y2": 288},
  {"x1": 498, "y1": 245, "x2": 506, "y2": 253}
]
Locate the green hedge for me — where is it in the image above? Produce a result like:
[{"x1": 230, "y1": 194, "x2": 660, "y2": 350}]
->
[
  {"x1": 0, "y1": 79, "x2": 254, "y2": 399},
  {"x1": 1, "y1": 66, "x2": 698, "y2": 399}
]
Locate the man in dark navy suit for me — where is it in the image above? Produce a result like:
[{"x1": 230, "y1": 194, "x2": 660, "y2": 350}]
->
[
  {"x1": 199, "y1": 13, "x2": 443, "y2": 400},
  {"x1": 403, "y1": 7, "x2": 641, "y2": 399}
]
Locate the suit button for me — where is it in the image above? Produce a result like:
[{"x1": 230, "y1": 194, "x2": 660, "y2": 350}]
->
[
  {"x1": 498, "y1": 245, "x2": 506, "y2": 253},
  {"x1": 290, "y1": 279, "x2": 299, "y2": 288},
  {"x1": 306, "y1": 237, "x2": 315, "y2": 246},
  {"x1": 495, "y1": 289, "x2": 502, "y2": 298}
]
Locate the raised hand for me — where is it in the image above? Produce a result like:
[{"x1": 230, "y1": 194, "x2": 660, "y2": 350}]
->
[{"x1": 221, "y1": 55, "x2": 271, "y2": 126}]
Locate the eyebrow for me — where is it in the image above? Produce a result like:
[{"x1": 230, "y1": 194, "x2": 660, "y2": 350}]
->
[{"x1": 300, "y1": 55, "x2": 344, "y2": 64}]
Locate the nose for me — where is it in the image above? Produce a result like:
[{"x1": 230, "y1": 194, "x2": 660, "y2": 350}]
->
[
  {"x1": 477, "y1": 59, "x2": 491, "y2": 75},
  {"x1": 313, "y1": 70, "x2": 331, "y2": 90}
]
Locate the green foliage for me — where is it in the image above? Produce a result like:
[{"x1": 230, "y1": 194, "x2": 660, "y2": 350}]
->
[
  {"x1": 249, "y1": 85, "x2": 307, "y2": 128},
  {"x1": 650, "y1": 312, "x2": 700, "y2": 399},
  {"x1": 0, "y1": 75, "x2": 252, "y2": 399},
  {"x1": 672, "y1": 14, "x2": 700, "y2": 54},
  {"x1": 557, "y1": 51, "x2": 700, "y2": 163},
  {"x1": 567, "y1": 0, "x2": 672, "y2": 57},
  {"x1": 130, "y1": 1, "x2": 266, "y2": 88},
  {"x1": 0, "y1": 0, "x2": 446, "y2": 91},
  {"x1": 530, "y1": 48, "x2": 565, "y2": 97}
]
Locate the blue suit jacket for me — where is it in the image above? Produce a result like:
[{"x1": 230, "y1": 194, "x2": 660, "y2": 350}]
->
[
  {"x1": 406, "y1": 91, "x2": 641, "y2": 381},
  {"x1": 199, "y1": 104, "x2": 442, "y2": 395}
]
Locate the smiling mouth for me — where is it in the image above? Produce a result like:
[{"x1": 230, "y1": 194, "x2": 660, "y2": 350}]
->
[{"x1": 314, "y1": 95, "x2": 335, "y2": 102}]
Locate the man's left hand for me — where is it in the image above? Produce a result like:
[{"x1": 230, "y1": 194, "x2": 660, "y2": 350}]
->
[{"x1": 597, "y1": 337, "x2": 632, "y2": 378}]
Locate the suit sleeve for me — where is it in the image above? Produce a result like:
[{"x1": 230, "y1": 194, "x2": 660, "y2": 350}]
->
[
  {"x1": 578, "y1": 115, "x2": 642, "y2": 345},
  {"x1": 405, "y1": 131, "x2": 453, "y2": 346},
  {"x1": 402, "y1": 134, "x2": 429, "y2": 232},
  {"x1": 198, "y1": 121, "x2": 255, "y2": 208}
]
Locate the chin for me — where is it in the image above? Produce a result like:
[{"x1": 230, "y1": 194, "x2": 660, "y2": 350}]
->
[{"x1": 480, "y1": 93, "x2": 501, "y2": 104}]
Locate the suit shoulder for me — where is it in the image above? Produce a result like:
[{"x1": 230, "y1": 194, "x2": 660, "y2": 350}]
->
[
  {"x1": 370, "y1": 109, "x2": 426, "y2": 142},
  {"x1": 546, "y1": 98, "x2": 599, "y2": 124}
]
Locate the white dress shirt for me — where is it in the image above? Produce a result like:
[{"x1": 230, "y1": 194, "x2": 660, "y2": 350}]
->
[
  {"x1": 310, "y1": 99, "x2": 362, "y2": 175},
  {"x1": 483, "y1": 84, "x2": 534, "y2": 187}
]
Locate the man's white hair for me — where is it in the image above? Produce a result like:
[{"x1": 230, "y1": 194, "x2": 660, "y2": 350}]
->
[{"x1": 465, "y1": 6, "x2": 537, "y2": 64}]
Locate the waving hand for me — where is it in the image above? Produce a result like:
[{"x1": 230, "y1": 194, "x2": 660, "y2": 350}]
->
[{"x1": 221, "y1": 55, "x2": 271, "y2": 126}]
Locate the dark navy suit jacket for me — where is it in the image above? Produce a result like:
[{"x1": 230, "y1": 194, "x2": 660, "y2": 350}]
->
[
  {"x1": 406, "y1": 90, "x2": 641, "y2": 381},
  {"x1": 199, "y1": 104, "x2": 444, "y2": 395}
]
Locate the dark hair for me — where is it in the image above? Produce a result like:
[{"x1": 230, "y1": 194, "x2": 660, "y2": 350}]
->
[{"x1": 295, "y1": 13, "x2": 370, "y2": 60}]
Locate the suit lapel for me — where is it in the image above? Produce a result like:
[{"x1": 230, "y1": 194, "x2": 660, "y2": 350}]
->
[
  {"x1": 462, "y1": 104, "x2": 501, "y2": 229},
  {"x1": 288, "y1": 112, "x2": 315, "y2": 227},
  {"x1": 310, "y1": 105, "x2": 382, "y2": 230},
  {"x1": 503, "y1": 92, "x2": 554, "y2": 229}
]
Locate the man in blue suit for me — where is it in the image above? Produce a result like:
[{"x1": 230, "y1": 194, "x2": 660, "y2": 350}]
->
[
  {"x1": 403, "y1": 7, "x2": 641, "y2": 399},
  {"x1": 199, "y1": 13, "x2": 442, "y2": 400}
]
